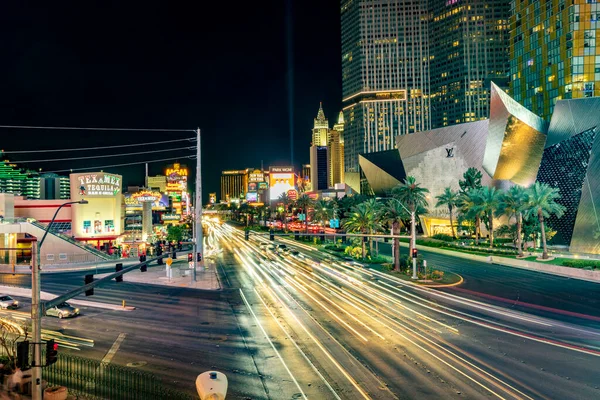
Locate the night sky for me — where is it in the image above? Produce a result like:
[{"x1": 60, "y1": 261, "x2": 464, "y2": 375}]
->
[{"x1": 0, "y1": 1, "x2": 341, "y2": 200}]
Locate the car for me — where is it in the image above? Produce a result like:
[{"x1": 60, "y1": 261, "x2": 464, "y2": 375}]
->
[
  {"x1": 289, "y1": 250, "x2": 300, "y2": 256},
  {"x1": 46, "y1": 302, "x2": 80, "y2": 319},
  {"x1": 0, "y1": 295, "x2": 19, "y2": 309}
]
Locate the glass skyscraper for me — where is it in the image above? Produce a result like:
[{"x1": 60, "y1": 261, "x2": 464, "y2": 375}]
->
[
  {"x1": 340, "y1": 0, "x2": 510, "y2": 178},
  {"x1": 509, "y1": 0, "x2": 600, "y2": 120},
  {"x1": 430, "y1": 1, "x2": 510, "y2": 127},
  {"x1": 341, "y1": 0, "x2": 431, "y2": 174}
]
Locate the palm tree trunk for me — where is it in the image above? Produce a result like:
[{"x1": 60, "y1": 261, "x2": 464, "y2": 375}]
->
[
  {"x1": 361, "y1": 234, "x2": 366, "y2": 259},
  {"x1": 475, "y1": 216, "x2": 481, "y2": 245},
  {"x1": 516, "y1": 212, "x2": 523, "y2": 257},
  {"x1": 489, "y1": 211, "x2": 494, "y2": 248},
  {"x1": 449, "y1": 206, "x2": 455, "y2": 239},
  {"x1": 539, "y1": 211, "x2": 548, "y2": 259},
  {"x1": 283, "y1": 211, "x2": 288, "y2": 232},
  {"x1": 393, "y1": 221, "x2": 400, "y2": 271},
  {"x1": 375, "y1": 239, "x2": 379, "y2": 257}
]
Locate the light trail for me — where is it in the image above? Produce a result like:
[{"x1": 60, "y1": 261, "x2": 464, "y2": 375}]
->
[{"x1": 239, "y1": 289, "x2": 308, "y2": 400}]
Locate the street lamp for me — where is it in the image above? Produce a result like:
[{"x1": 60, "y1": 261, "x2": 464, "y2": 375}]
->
[
  {"x1": 377, "y1": 197, "x2": 418, "y2": 280},
  {"x1": 32, "y1": 199, "x2": 88, "y2": 400}
]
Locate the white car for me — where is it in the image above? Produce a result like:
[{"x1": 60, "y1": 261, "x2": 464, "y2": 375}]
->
[{"x1": 0, "y1": 295, "x2": 19, "y2": 309}]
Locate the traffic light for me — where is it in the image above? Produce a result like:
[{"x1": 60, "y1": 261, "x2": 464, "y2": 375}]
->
[
  {"x1": 172, "y1": 250, "x2": 177, "y2": 259},
  {"x1": 295, "y1": 232, "x2": 299, "y2": 241},
  {"x1": 188, "y1": 253, "x2": 193, "y2": 262},
  {"x1": 412, "y1": 248, "x2": 418, "y2": 258},
  {"x1": 140, "y1": 257, "x2": 147, "y2": 272},
  {"x1": 115, "y1": 263, "x2": 123, "y2": 282},
  {"x1": 269, "y1": 230, "x2": 274, "y2": 241},
  {"x1": 45, "y1": 339, "x2": 58, "y2": 366},
  {"x1": 244, "y1": 230, "x2": 249, "y2": 241},
  {"x1": 16, "y1": 340, "x2": 29, "y2": 369},
  {"x1": 178, "y1": 241, "x2": 183, "y2": 251},
  {"x1": 157, "y1": 246, "x2": 163, "y2": 265},
  {"x1": 197, "y1": 252, "x2": 202, "y2": 262},
  {"x1": 84, "y1": 274, "x2": 94, "y2": 296}
]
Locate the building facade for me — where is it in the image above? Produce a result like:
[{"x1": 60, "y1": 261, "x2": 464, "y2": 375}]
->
[
  {"x1": 221, "y1": 169, "x2": 250, "y2": 202},
  {"x1": 430, "y1": 0, "x2": 511, "y2": 128},
  {"x1": 310, "y1": 146, "x2": 329, "y2": 191},
  {"x1": 312, "y1": 102, "x2": 329, "y2": 146},
  {"x1": 39, "y1": 173, "x2": 70, "y2": 200},
  {"x1": 146, "y1": 175, "x2": 167, "y2": 192},
  {"x1": 509, "y1": 0, "x2": 600, "y2": 120},
  {"x1": 341, "y1": 0, "x2": 431, "y2": 174},
  {"x1": 0, "y1": 161, "x2": 40, "y2": 199}
]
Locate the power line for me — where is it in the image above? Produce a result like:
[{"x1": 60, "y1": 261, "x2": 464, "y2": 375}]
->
[
  {"x1": 2, "y1": 137, "x2": 195, "y2": 154},
  {"x1": 11, "y1": 146, "x2": 195, "y2": 163},
  {"x1": 0, "y1": 124, "x2": 193, "y2": 132},
  {"x1": 44, "y1": 156, "x2": 196, "y2": 174}
]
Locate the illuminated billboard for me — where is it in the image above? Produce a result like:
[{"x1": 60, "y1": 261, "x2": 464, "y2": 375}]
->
[
  {"x1": 249, "y1": 171, "x2": 264, "y2": 182},
  {"x1": 71, "y1": 173, "x2": 122, "y2": 197},
  {"x1": 246, "y1": 192, "x2": 258, "y2": 202},
  {"x1": 269, "y1": 167, "x2": 295, "y2": 201}
]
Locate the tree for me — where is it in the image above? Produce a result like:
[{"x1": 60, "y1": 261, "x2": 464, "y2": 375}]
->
[
  {"x1": 381, "y1": 199, "x2": 410, "y2": 271},
  {"x1": 312, "y1": 199, "x2": 332, "y2": 228},
  {"x1": 296, "y1": 194, "x2": 314, "y2": 234},
  {"x1": 499, "y1": 185, "x2": 528, "y2": 257},
  {"x1": 166, "y1": 224, "x2": 184, "y2": 243},
  {"x1": 363, "y1": 199, "x2": 383, "y2": 256},
  {"x1": 459, "y1": 167, "x2": 483, "y2": 194},
  {"x1": 390, "y1": 176, "x2": 429, "y2": 254},
  {"x1": 435, "y1": 187, "x2": 459, "y2": 238},
  {"x1": 343, "y1": 202, "x2": 373, "y2": 259},
  {"x1": 278, "y1": 192, "x2": 292, "y2": 231},
  {"x1": 523, "y1": 182, "x2": 566, "y2": 259},
  {"x1": 472, "y1": 186, "x2": 503, "y2": 248},
  {"x1": 458, "y1": 189, "x2": 485, "y2": 244}
]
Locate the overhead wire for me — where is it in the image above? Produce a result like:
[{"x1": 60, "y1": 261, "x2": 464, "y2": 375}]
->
[
  {"x1": 44, "y1": 156, "x2": 196, "y2": 174},
  {"x1": 2, "y1": 137, "x2": 195, "y2": 154},
  {"x1": 10, "y1": 146, "x2": 195, "y2": 163},
  {"x1": 0, "y1": 124, "x2": 193, "y2": 132}
]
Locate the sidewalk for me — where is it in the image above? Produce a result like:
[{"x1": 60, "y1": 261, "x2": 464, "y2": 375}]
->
[
  {"x1": 0, "y1": 258, "x2": 138, "y2": 275},
  {"x1": 95, "y1": 258, "x2": 222, "y2": 290}
]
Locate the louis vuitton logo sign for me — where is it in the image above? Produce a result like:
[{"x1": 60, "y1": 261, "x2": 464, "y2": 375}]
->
[{"x1": 446, "y1": 148, "x2": 454, "y2": 158}]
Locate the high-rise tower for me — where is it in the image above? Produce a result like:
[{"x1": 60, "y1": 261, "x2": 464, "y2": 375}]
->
[
  {"x1": 509, "y1": 0, "x2": 600, "y2": 120},
  {"x1": 341, "y1": 0, "x2": 431, "y2": 175},
  {"x1": 312, "y1": 102, "x2": 329, "y2": 146}
]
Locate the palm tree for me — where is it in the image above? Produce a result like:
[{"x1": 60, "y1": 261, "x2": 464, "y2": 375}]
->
[
  {"x1": 296, "y1": 194, "x2": 314, "y2": 234},
  {"x1": 473, "y1": 186, "x2": 503, "y2": 248},
  {"x1": 381, "y1": 199, "x2": 409, "y2": 271},
  {"x1": 523, "y1": 182, "x2": 566, "y2": 259},
  {"x1": 499, "y1": 186, "x2": 528, "y2": 257},
  {"x1": 435, "y1": 187, "x2": 459, "y2": 238},
  {"x1": 278, "y1": 192, "x2": 292, "y2": 231},
  {"x1": 362, "y1": 198, "x2": 383, "y2": 256},
  {"x1": 313, "y1": 199, "x2": 332, "y2": 228},
  {"x1": 458, "y1": 189, "x2": 485, "y2": 244},
  {"x1": 390, "y1": 176, "x2": 429, "y2": 254},
  {"x1": 459, "y1": 167, "x2": 483, "y2": 194},
  {"x1": 343, "y1": 202, "x2": 373, "y2": 259}
]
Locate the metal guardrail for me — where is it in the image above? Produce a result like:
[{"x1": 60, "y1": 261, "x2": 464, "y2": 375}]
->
[{"x1": 0, "y1": 344, "x2": 196, "y2": 400}]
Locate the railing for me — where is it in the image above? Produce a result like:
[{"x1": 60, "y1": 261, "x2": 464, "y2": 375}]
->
[
  {"x1": 28, "y1": 220, "x2": 115, "y2": 261},
  {"x1": 0, "y1": 345, "x2": 197, "y2": 400}
]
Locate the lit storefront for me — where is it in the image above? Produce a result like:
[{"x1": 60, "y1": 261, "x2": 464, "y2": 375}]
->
[
  {"x1": 70, "y1": 172, "x2": 123, "y2": 249},
  {"x1": 165, "y1": 163, "x2": 190, "y2": 216},
  {"x1": 123, "y1": 190, "x2": 169, "y2": 242},
  {"x1": 269, "y1": 166, "x2": 295, "y2": 202}
]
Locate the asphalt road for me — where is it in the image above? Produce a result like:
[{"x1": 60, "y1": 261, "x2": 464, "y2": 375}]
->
[{"x1": 2, "y1": 228, "x2": 600, "y2": 399}]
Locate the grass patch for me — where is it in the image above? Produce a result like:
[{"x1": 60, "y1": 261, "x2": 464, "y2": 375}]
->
[{"x1": 368, "y1": 263, "x2": 461, "y2": 286}]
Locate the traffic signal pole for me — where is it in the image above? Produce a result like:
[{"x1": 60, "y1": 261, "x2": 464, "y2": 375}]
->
[
  {"x1": 411, "y1": 211, "x2": 418, "y2": 280},
  {"x1": 31, "y1": 242, "x2": 42, "y2": 400},
  {"x1": 194, "y1": 128, "x2": 204, "y2": 281}
]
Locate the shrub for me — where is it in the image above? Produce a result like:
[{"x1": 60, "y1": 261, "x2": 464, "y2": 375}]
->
[
  {"x1": 432, "y1": 233, "x2": 454, "y2": 242},
  {"x1": 324, "y1": 244, "x2": 345, "y2": 252},
  {"x1": 561, "y1": 259, "x2": 600, "y2": 269},
  {"x1": 431, "y1": 270, "x2": 444, "y2": 280}
]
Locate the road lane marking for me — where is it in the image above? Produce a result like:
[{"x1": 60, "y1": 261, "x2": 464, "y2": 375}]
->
[
  {"x1": 239, "y1": 289, "x2": 308, "y2": 400},
  {"x1": 102, "y1": 333, "x2": 127, "y2": 365}
]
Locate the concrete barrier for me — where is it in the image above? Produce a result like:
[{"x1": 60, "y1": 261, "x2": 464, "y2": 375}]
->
[{"x1": 399, "y1": 241, "x2": 600, "y2": 283}]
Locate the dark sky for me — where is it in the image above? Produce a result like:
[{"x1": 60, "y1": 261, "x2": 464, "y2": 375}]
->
[{"x1": 0, "y1": 1, "x2": 341, "y2": 200}]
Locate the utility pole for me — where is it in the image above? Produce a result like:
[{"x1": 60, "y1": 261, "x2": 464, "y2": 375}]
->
[
  {"x1": 194, "y1": 128, "x2": 204, "y2": 280},
  {"x1": 411, "y1": 211, "x2": 417, "y2": 280},
  {"x1": 31, "y1": 242, "x2": 41, "y2": 400}
]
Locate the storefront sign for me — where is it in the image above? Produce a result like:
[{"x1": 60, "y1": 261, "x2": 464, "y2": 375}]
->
[
  {"x1": 249, "y1": 172, "x2": 264, "y2": 182},
  {"x1": 132, "y1": 190, "x2": 161, "y2": 203},
  {"x1": 162, "y1": 214, "x2": 181, "y2": 221},
  {"x1": 74, "y1": 173, "x2": 121, "y2": 197}
]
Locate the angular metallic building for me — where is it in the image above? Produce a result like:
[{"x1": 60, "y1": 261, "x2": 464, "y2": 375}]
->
[{"x1": 359, "y1": 83, "x2": 600, "y2": 254}]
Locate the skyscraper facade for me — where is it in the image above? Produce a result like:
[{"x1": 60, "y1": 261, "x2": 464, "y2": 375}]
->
[
  {"x1": 430, "y1": 0, "x2": 511, "y2": 128},
  {"x1": 509, "y1": 0, "x2": 600, "y2": 120},
  {"x1": 310, "y1": 146, "x2": 329, "y2": 191},
  {"x1": 341, "y1": 0, "x2": 431, "y2": 174},
  {"x1": 312, "y1": 102, "x2": 329, "y2": 146}
]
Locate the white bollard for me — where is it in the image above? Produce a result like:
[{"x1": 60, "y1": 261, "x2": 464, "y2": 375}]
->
[{"x1": 196, "y1": 371, "x2": 228, "y2": 400}]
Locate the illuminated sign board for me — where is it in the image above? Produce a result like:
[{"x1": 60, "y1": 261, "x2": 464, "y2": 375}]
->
[
  {"x1": 162, "y1": 214, "x2": 181, "y2": 221},
  {"x1": 258, "y1": 182, "x2": 268, "y2": 190},
  {"x1": 248, "y1": 182, "x2": 257, "y2": 192},
  {"x1": 132, "y1": 190, "x2": 161, "y2": 203},
  {"x1": 287, "y1": 189, "x2": 298, "y2": 200},
  {"x1": 269, "y1": 167, "x2": 295, "y2": 201},
  {"x1": 209, "y1": 193, "x2": 216, "y2": 204},
  {"x1": 249, "y1": 172, "x2": 264, "y2": 182},
  {"x1": 246, "y1": 192, "x2": 258, "y2": 202},
  {"x1": 72, "y1": 173, "x2": 122, "y2": 197}
]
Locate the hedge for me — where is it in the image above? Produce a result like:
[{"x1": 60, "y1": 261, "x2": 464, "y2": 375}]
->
[{"x1": 561, "y1": 259, "x2": 600, "y2": 269}]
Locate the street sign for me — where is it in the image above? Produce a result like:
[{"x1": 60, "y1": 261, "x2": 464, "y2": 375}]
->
[
  {"x1": 166, "y1": 257, "x2": 173, "y2": 267},
  {"x1": 189, "y1": 261, "x2": 194, "y2": 269}
]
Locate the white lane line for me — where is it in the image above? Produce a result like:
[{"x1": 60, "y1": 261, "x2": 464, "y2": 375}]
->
[
  {"x1": 239, "y1": 289, "x2": 308, "y2": 400},
  {"x1": 102, "y1": 333, "x2": 127, "y2": 365}
]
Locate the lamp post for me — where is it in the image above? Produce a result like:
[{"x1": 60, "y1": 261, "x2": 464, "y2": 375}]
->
[
  {"x1": 32, "y1": 199, "x2": 88, "y2": 400},
  {"x1": 377, "y1": 197, "x2": 418, "y2": 280}
]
